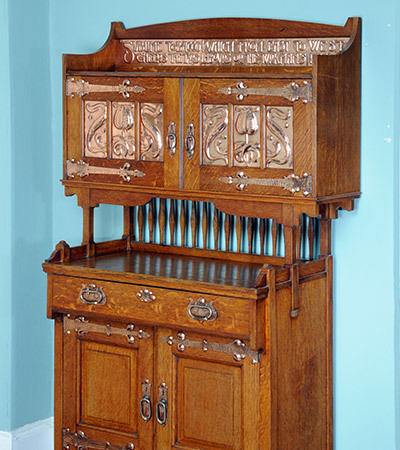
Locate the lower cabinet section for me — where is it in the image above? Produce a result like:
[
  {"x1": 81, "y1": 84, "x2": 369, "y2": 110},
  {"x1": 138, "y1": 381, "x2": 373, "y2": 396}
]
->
[
  {"x1": 49, "y1": 258, "x2": 332, "y2": 449},
  {"x1": 57, "y1": 316, "x2": 260, "y2": 450}
]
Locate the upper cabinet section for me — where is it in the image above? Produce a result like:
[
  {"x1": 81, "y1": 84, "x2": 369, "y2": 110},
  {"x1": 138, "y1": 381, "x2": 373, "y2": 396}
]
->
[{"x1": 63, "y1": 17, "x2": 361, "y2": 212}]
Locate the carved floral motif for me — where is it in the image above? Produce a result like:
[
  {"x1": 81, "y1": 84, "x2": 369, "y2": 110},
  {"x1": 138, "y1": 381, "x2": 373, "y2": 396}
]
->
[
  {"x1": 140, "y1": 103, "x2": 163, "y2": 161},
  {"x1": 202, "y1": 105, "x2": 229, "y2": 166},
  {"x1": 84, "y1": 101, "x2": 107, "y2": 158},
  {"x1": 112, "y1": 102, "x2": 135, "y2": 159},
  {"x1": 233, "y1": 106, "x2": 261, "y2": 167}
]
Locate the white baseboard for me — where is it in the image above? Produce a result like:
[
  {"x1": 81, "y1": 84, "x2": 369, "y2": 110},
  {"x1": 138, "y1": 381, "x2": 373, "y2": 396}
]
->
[
  {"x1": 0, "y1": 431, "x2": 12, "y2": 450},
  {"x1": 0, "y1": 417, "x2": 53, "y2": 450}
]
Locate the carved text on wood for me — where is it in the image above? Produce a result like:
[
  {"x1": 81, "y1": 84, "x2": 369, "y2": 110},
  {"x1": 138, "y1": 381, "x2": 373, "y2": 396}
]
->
[{"x1": 121, "y1": 38, "x2": 349, "y2": 67}]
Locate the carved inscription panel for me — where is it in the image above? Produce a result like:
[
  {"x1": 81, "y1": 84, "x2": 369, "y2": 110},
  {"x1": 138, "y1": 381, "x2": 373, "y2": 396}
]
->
[{"x1": 121, "y1": 37, "x2": 349, "y2": 67}]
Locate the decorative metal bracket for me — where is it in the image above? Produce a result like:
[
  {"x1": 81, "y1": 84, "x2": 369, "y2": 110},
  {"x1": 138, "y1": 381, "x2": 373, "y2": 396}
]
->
[
  {"x1": 64, "y1": 316, "x2": 150, "y2": 343},
  {"x1": 66, "y1": 159, "x2": 146, "y2": 182},
  {"x1": 219, "y1": 80, "x2": 312, "y2": 103},
  {"x1": 67, "y1": 77, "x2": 145, "y2": 99},
  {"x1": 162, "y1": 332, "x2": 259, "y2": 364},
  {"x1": 219, "y1": 171, "x2": 312, "y2": 196},
  {"x1": 62, "y1": 429, "x2": 134, "y2": 449},
  {"x1": 79, "y1": 283, "x2": 106, "y2": 305},
  {"x1": 186, "y1": 297, "x2": 218, "y2": 323},
  {"x1": 136, "y1": 288, "x2": 156, "y2": 303}
]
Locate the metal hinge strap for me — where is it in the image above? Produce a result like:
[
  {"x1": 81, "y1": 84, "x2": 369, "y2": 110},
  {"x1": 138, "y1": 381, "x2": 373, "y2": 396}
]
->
[
  {"x1": 219, "y1": 171, "x2": 312, "y2": 196},
  {"x1": 62, "y1": 429, "x2": 134, "y2": 449},
  {"x1": 63, "y1": 316, "x2": 150, "y2": 343},
  {"x1": 67, "y1": 77, "x2": 145, "y2": 99},
  {"x1": 66, "y1": 159, "x2": 146, "y2": 182},
  {"x1": 218, "y1": 80, "x2": 312, "y2": 103},
  {"x1": 161, "y1": 333, "x2": 259, "y2": 364}
]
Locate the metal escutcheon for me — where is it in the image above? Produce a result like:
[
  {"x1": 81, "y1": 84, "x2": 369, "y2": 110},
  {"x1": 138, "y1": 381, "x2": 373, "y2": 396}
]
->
[
  {"x1": 185, "y1": 123, "x2": 195, "y2": 159},
  {"x1": 187, "y1": 297, "x2": 218, "y2": 323},
  {"x1": 79, "y1": 283, "x2": 106, "y2": 305},
  {"x1": 166, "y1": 121, "x2": 177, "y2": 156}
]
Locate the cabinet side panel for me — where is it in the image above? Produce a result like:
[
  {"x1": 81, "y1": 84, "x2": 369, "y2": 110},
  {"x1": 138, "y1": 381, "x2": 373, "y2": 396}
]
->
[
  {"x1": 54, "y1": 317, "x2": 63, "y2": 450},
  {"x1": 315, "y1": 20, "x2": 361, "y2": 198},
  {"x1": 274, "y1": 274, "x2": 332, "y2": 448}
]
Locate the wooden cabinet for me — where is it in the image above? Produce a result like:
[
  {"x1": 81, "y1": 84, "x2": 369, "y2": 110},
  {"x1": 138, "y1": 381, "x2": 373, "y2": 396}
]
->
[{"x1": 45, "y1": 16, "x2": 360, "y2": 449}]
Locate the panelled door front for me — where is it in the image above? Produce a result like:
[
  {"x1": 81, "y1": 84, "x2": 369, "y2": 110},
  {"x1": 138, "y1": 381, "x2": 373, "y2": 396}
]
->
[
  {"x1": 183, "y1": 77, "x2": 313, "y2": 198},
  {"x1": 156, "y1": 328, "x2": 260, "y2": 450},
  {"x1": 61, "y1": 315, "x2": 154, "y2": 450},
  {"x1": 65, "y1": 76, "x2": 180, "y2": 189}
]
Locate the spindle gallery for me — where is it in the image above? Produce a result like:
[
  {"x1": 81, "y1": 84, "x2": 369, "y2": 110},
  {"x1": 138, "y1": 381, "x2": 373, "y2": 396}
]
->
[{"x1": 43, "y1": 17, "x2": 360, "y2": 449}]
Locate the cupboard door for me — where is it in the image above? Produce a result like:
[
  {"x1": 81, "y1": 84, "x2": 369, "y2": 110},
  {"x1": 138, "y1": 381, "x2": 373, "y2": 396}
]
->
[
  {"x1": 184, "y1": 77, "x2": 313, "y2": 198},
  {"x1": 156, "y1": 328, "x2": 259, "y2": 449},
  {"x1": 65, "y1": 76, "x2": 180, "y2": 189},
  {"x1": 61, "y1": 315, "x2": 153, "y2": 450}
]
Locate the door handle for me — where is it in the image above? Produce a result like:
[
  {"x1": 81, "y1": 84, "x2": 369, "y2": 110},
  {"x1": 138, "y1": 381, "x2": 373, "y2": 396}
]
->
[
  {"x1": 166, "y1": 121, "x2": 177, "y2": 157},
  {"x1": 139, "y1": 379, "x2": 152, "y2": 422},
  {"x1": 156, "y1": 383, "x2": 168, "y2": 426},
  {"x1": 185, "y1": 123, "x2": 195, "y2": 159}
]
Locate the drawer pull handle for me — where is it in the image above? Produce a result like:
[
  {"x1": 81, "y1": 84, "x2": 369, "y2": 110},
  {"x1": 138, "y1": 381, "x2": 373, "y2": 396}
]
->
[
  {"x1": 139, "y1": 379, "x2": 152, "y2": 422},
  {"x1": 185, "y1": 123, "x2": 195, "y2": 159},
  {"x1": 79, "y1": 283, "x2": 106, "y2": 305},
  {"x1": 136, "y1": 289, "x2": 156, "y2": 303},
  {"x1": 156, "y1": 383, "x2": 168, "y2": 426},
  {"x1": 187, "y1": 297, "x2": 218, "y2": 323}
]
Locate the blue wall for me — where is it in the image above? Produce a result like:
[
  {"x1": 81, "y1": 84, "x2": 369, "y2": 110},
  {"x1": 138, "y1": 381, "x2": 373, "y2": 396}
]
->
[
  {"x1": 0, "y1": 0, "x2": 12, "y2": 432},
  {"x1": 8, "y1": 0, "x2": 54, "y2": 429},
  {"x1": 0, "y1": 0, "x2": 54, "y2": 431},
  {"x1": 0, "y1": 0, "x2": 398, "y2": 448}
]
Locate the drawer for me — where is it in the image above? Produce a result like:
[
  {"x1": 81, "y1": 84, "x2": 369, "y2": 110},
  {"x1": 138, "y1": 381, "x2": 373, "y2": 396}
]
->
[{"x1": 50, "y1": 275, "x2": 256, "y2": 337}]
